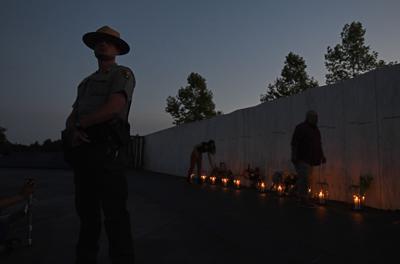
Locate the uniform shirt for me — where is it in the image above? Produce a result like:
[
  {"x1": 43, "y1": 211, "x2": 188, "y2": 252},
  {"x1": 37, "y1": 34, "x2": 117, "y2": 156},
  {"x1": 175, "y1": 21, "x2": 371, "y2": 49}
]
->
[{"x1": 73, "y1": 63, "x2": 135, "y2": 121}]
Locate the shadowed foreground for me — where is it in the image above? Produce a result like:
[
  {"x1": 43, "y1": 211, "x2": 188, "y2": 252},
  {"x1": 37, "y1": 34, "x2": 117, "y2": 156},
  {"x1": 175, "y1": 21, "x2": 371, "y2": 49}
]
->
[{"x1": 0, "y1": 168, "x2": 399, "y2": 264}]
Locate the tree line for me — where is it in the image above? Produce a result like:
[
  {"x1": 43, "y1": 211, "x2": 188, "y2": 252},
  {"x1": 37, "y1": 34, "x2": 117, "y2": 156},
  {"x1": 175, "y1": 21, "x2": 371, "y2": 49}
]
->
[
  {"x1": 166, "y1": 21, "x2": 396, "y2": 124},
  {"x1": 0, "y1": 127, "x2": 62, "y2": 155}
]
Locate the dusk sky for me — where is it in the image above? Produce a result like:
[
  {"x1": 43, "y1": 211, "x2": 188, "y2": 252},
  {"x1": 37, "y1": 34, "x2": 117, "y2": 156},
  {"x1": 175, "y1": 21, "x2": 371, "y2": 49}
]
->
[{"x1": 0, "y1": 0, "x2": 399, "y2": 144}]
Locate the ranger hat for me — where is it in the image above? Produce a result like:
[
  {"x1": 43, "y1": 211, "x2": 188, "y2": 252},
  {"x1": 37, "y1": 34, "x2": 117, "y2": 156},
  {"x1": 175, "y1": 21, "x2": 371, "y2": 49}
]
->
[{"x1": 82, "y1": 25, "x2": 130, "y2": 55}]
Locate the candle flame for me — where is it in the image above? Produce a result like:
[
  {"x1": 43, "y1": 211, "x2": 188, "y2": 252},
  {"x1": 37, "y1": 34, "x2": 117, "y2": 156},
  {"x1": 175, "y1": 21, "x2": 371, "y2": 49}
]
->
[
  {"x1": 222, "y1": 178, "x2": 228, "y2": 186},
  {"x1": 234, "y1": 179, "x2": 240, "y2": 187},
  {"x1": 353, "y1": 194, "x2": 361, "y2": 206}
]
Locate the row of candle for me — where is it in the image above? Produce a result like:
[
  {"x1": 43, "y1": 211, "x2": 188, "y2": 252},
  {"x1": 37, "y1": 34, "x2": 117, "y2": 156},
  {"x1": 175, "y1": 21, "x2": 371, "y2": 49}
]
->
[
  {"x1": 193, "y1": 175, "x2": 365, "y2": 210},
  {"x1": 313, "y1": 188, "x2": 366, "y2": 210},
  {"x1": 195, "y1": 174, "x2": 267, "y2": 192},
  {"x1": 313, "y1": 189, "x2": 366, "y2": 210}
]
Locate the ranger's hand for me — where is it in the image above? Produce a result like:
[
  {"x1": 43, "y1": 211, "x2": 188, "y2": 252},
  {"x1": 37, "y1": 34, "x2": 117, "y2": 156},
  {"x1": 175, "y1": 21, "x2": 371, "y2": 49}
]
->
[{"x1": 71, "y1": 128, "x2": 90, "y2": 147}]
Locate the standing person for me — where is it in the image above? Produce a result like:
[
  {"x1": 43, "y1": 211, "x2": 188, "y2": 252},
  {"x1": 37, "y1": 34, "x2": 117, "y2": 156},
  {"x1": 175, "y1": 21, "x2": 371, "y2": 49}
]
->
[
  {"x1": 186, "y1": 140, "x2": 216, "y2": 183},
  {"x1": 291, "y1": 110, "x2": 326, "y2": 207},
  {"x1": 63, "y1": 26, "x2": 135, "y2": 264}
]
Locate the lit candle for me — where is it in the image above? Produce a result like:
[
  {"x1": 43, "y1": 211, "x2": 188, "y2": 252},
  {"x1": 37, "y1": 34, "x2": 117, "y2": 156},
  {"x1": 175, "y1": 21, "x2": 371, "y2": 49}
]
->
[
  {"x1": 210, "y1": 176, "x2": 216, "y2": 184},
  {"x1": 277, "y1": 184, "x2": 283, "y2": 195},
  {"x1": 221, "y1": 178, "x2": 228, "y2": 187},
  {"x1": 318, "y1": 190, "x2": 325, "y2": 204},
  {"x1": 233, "y1": 179, "x2": 240, "y2": 189},
  {"x1": 259, "y1": 181, "x2": 266, "y2": 192},
  {"x1": 353, "y1": 194, "x2": 361, "y2": 210},
  {"x1": 200, "y1": 175, "x2": 207, "y2": 183}
]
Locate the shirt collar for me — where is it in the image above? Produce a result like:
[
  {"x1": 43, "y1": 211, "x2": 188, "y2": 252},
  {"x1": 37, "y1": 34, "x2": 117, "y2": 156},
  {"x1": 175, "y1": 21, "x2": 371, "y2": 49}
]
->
[{"x1": 96, "y1": 63, "x2": 118, "y2": 74}]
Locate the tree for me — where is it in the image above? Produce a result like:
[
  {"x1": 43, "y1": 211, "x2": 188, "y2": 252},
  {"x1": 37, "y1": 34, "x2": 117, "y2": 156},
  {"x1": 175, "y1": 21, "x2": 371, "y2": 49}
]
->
[
  {"x1": 41, "y1": 138, "x2": 63, "y2": 152},
  {"x1": 0, "y1": 127, "x2": 11, "y2": 155},
  {"x1": 325, "y1": 21, "x2": 392, "y2": 84},
  {"x1": 166, "y1": 72, "x2": 221, "y2": 125},
  {"x1": 0, "y1": 127, "x2": 7, "y2": 144},
  {"x1": 260, "y1": 52, "x2": 318, "y2": 102},
  {"x1": 42, "y1": 139, "x2": 53, "y2": 152},
  {"x1": 29, "y1": 141, "x2": 41, "y2": 152}
]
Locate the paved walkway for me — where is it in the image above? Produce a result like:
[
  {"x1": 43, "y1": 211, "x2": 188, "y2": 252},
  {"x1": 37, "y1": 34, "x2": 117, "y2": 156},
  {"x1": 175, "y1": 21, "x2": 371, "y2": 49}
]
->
[{"x1": 0, "y1": 168, "x2": 399, "y2": 264}]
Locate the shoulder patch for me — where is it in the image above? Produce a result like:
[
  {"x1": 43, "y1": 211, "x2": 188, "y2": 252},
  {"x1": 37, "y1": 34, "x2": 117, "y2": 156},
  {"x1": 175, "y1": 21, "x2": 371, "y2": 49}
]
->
[
  {"x1": 115, "y1": 65, "x2": 133, "y2": 80},
  {"x1": 124, "y1": 69, "x2": 131, "y2": 79}
]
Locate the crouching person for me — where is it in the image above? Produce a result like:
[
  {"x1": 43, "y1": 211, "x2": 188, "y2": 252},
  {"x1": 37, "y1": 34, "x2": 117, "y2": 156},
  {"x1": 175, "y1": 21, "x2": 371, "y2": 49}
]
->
[
  {"x1": 186, "y1": 140, "x2": 216, "y2": 183},
  {"x1": 0, "y1": 179, "x2": 35, "y2": 247}
]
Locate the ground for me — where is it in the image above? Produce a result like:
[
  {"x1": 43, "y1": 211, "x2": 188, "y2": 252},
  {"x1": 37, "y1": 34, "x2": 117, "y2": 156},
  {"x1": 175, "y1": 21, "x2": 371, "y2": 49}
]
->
[{"x1": 0, "y1": 168, "x2": 399, "y2": 264}]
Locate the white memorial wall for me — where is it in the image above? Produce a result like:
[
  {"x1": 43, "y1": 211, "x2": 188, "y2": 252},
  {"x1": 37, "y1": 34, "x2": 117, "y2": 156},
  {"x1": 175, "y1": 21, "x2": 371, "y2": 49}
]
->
[{"x1": 144, "y1": 65, "x2": 400, "y2": 210}]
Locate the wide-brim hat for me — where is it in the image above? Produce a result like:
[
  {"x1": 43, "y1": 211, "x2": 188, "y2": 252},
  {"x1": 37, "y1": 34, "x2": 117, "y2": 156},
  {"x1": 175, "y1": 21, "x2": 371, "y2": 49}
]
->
[{"x1": 82, "y1": 26, "x2": 130, "y2": 55}]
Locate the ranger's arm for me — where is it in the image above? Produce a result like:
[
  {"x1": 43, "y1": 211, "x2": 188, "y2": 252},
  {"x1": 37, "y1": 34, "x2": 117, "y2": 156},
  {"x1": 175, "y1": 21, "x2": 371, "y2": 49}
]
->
[{"x1": 79, "y1": 93, "x2": 126, "y2": 129}]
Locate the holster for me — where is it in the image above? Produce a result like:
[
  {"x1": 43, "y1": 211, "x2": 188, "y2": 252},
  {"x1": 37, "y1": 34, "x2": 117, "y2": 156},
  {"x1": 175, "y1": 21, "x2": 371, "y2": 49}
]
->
[{"x1": 61, "y1": 119, "x2": 131, "y2": 169}]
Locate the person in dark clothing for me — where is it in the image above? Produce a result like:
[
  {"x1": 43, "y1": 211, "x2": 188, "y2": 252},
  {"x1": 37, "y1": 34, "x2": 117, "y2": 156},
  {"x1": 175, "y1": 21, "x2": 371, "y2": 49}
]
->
[
  {"x1": 291, "y1": 110, "x2": 326, "y2": 206},
  {"x1": 0, "y1": 180, "x2": 35, "y2": 245},
  {"x1": 186, "y1": 140, "x2": 216, "y2": 183}
]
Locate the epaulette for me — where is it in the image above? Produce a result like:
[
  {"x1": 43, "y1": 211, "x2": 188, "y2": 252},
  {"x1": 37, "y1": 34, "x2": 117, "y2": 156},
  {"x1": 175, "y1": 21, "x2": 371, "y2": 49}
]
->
[{"x1": 115, "y1": 65, "x2": 134, "y2": 80}]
